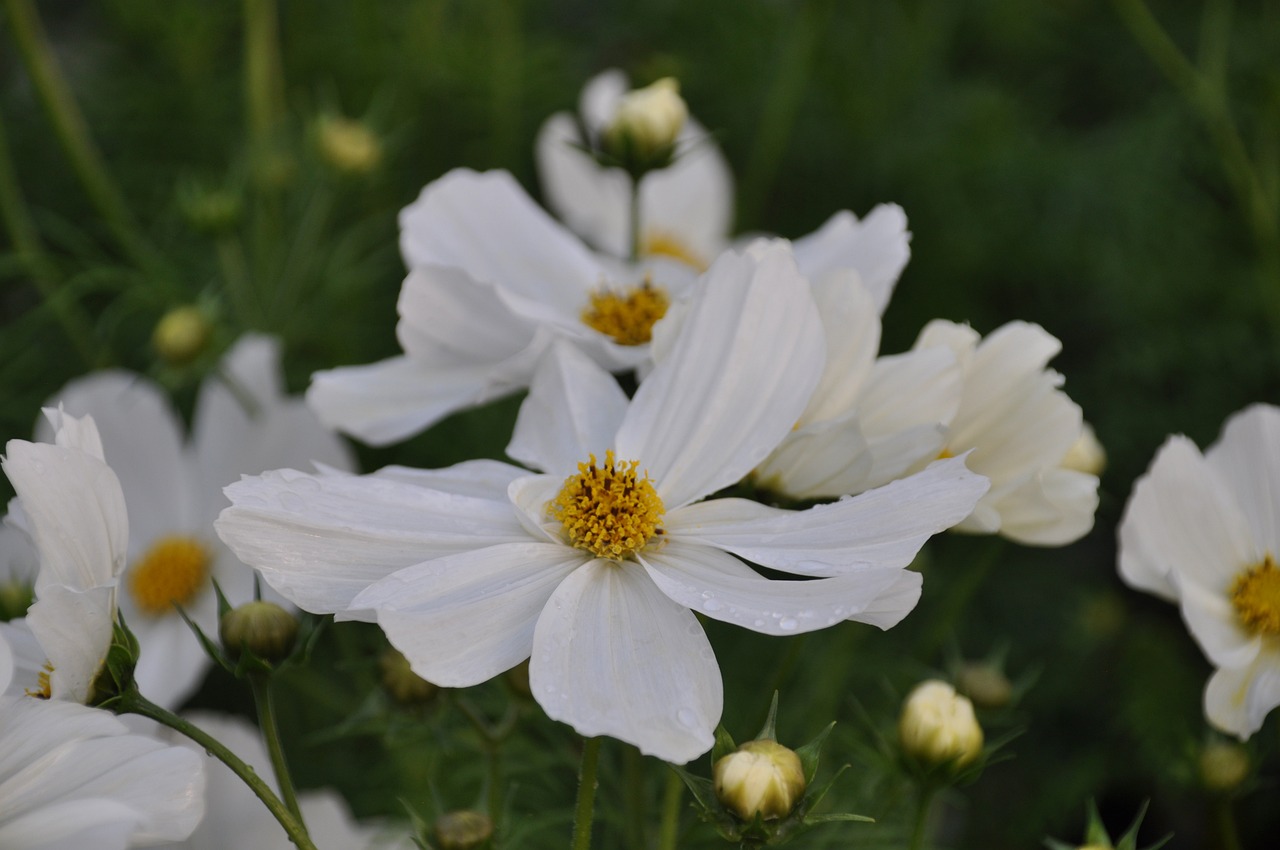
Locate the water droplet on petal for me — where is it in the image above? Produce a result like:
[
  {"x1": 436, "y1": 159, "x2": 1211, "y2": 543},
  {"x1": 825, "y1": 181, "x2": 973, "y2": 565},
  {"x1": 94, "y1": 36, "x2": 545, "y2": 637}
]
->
[
  {"x1": 702, "y1": 598, "x2": 723, "y2": 612},
  {"x1": 779, "y1": 617, "x2": 798, "y2": 631}
]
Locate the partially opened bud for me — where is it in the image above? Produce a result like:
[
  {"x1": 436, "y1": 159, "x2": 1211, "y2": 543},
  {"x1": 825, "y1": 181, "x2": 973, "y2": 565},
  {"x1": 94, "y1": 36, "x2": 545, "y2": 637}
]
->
[
  {"x1": 1062, "y1": 422, "x2": 1106, "y2": 476},
  {"x1": 220, "y1": 600, "x2": 298, "y2": 664},
  {"x1": 713, "y1": 739, "x2": 806, "y2": 821},
  {"x1": 602, "y1": 78, "x2": 687, "y2": 171},
  {"x1": 1199, "y1": 741, "x2": 1249, "y2": 792},
  {"x1": 317, "y1": 115, "x2": 382, "y2": 175},
  {"x1": 899, "y1": 680, "x2": 984, "y2": 768},
  {"x1": 434, "y1": 810, "x2": 493, "y2": 850},
  {"x1": 152, "y1": 306, "x2": 213, "y2": 365}
]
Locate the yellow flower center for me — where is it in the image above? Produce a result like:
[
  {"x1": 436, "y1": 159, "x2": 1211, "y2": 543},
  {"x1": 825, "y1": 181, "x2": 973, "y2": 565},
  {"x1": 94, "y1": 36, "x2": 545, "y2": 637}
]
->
[
  {"x1": 25, "y1": 660, "x2": 54, "y2": 699},
  {"x1": 643, "y1": 231, "x2": 707, "y2": 271},
  {"x1": 549, "y1": 450, "x2": 664, "y2": 560},
  {"x1": 1231, "y1": 555, "x2": 1280, "y2": 636},
  {"x1": 581, "y1": 279, "x2": 670, "y2": 346},
  {"x1": 128, "y1": 535, "x2": 211, "y2": 616}
]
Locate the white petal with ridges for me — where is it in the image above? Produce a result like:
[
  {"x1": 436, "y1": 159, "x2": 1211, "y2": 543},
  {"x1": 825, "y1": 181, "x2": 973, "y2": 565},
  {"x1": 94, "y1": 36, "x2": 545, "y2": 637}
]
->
[
  {"x1": 1179, "y1": 581, "x2": 1261, "y2": 670},
  {"x1": 792, "y1": 205, "x2": 910, "y2": 315},
  {"x1": 26, "y1": 584, "x2": 114, "y2": 704},
  {"x1": 1204, "y1": 657, "x2": 1280, "y2": 740},
  {"x1": 1205, "y1": 404, "x2": 1280, "y2": 560}
]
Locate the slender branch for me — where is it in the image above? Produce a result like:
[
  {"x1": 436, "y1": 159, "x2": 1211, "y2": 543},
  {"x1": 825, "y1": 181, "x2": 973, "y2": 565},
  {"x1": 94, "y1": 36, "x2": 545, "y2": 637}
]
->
[
  {"x1": 250, "y1": 673, "x2": 305, "y2": 826},
  {"x1": 571, "y1": 737, "x2": 602, "y2": 850},
  {"x1": 629, "y1": 175, "x2": 643, "y2": 263},
  {"x1": 656, "y1": 769, "x2": 683, "y2": 850},
  {"x1": 1213, "y1": 797, "x2": 1243, "y2": 850},
  {"x1": 907, "y1": 785, "x2": 937, "y2": 850}
]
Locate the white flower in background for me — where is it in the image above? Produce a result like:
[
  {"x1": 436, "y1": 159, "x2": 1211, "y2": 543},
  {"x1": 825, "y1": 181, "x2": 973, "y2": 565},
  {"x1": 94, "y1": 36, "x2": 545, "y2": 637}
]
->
[
  {"x1": 150, "y1": 712, "x2": 411, "y2": 850},
  {"x1": 221, "y1": 242, "x2": 988, "y2": 762},
  {"x1": 0, "y1": 409, "x2": 125, "y2": 703},
  {"x1": 307, "y1": 168, "x2": 703, "y2": 446},
  {"x1": 38, "y1": 334, "x2": 353, "y2": 708},
  {"x1": 1119, "y1": 404, "x2": 1280, "y2": 739},
  {"x1": 0, "y1": 692, "x2": 205, "y2": 850},
  {"x1": 911, "y1": 320, "x2": 1099, "y2": 546}
]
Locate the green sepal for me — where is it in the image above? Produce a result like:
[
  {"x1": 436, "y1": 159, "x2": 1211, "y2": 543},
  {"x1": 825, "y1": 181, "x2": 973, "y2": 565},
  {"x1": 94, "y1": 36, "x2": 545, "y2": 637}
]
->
[
  {"x1": 794, "y1": 721, "x2": 835, "y2": 784},
  {"x1": 91, "y1": 613, "x2": 141, "y2": 706},
  {"x1": 400, "y1": 797, "x2": 435, "y2": 850},
  {"x1": 711, "y1": 722, "x2": 738, "y2": 764},
  {"x1": 755, "y1": 691, "x2": 780, "y2": 741},
  {"x1": 174, "y1": 601, "x2": 235, "y2": 673}
]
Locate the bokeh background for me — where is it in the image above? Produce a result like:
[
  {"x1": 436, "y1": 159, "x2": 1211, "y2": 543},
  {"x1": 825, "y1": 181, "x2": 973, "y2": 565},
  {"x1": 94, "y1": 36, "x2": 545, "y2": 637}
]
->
[{"x1": 3, "y1": 1, "x2": 1279, "y2": 847}]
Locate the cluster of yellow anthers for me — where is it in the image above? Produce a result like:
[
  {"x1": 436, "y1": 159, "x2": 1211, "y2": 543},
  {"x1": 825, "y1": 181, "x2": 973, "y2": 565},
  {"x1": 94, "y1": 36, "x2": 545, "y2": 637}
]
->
[
  {"x1": 550, "y1": 450, "x2": 665, "y2": 560},
  {"x1": 1231, "y1": 554, "x2": 1280, "y2": 636},
  {"x1": 128, "y1": 536, "x2": 211, "y2": 616},
  {"x1": 580, "y1": 279, "x2": 670, "y2": 347}
]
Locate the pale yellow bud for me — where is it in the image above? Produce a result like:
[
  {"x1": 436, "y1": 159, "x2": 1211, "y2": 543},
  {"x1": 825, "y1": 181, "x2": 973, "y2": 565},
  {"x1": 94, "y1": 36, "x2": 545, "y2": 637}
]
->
[
  {"x1": 434, "y1": 810, "x2": 493, "y2": 850},
  {"x1": 219, "y1": 600, "x2": 298, "y2": 664},
  {"x1": 318, "y1": 115, "x2": 382, "y2": 175},
  {"x1": 603, "y1": 78, "x2": 687, "y2": 164},
  {"x1": 378, "y1": 647, "x2": 437, "y2": 705},
  {"x1": 1062, "y1": 423, "x2": 1106, "y2": 476},
  {"x1": 898, "y1": 680, "x2": 984, "y2": 768},
  {"x1": 955, "y1": 662, "x2": 1012, "y2": 710},
  {"x1": 1199, "y1": 741, "x2": 1249, "y2": 792},
  {"x1": 713, "y1": 739, "x2": 806, "y2": 821},
  {"x1": 152, "y1": 306, "x2": 213, "y2": 365}
]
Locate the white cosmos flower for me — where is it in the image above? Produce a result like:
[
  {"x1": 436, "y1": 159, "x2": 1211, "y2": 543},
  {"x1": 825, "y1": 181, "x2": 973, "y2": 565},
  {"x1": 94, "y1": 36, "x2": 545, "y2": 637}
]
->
[
  {"x1": 1119, "y1": 404, "x2": 1280, "y2": 739},
  {"x1": 219, "y1": 242, "x2": 988, "y2": 763},
  {"x1": 0, "y1": 409, "x2": 125, "y2": 704},
  {"x1": 0, "y1": 688, "x2": 204, "y2": 850},
  {"x1": 911, "y1": 320, "x2": 1099, "y2": 546},
  {"x1": 536, "y1": 70, "x2": 911, "y2": 315},
  {"x1": 37, "y1": 335, "x2": 353, "y2": 709},
  {"x1": 307, "y1": 167, "x2": 701, "y2": 446},
  {"x1": 148, "y1": 712, "x2": 411, "y2": 850}
]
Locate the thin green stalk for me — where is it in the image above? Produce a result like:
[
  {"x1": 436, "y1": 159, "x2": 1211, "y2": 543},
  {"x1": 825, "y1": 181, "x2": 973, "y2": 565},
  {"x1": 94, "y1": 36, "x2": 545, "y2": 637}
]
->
[
  {"x1": 249, "y1": 673, "x2": 305, "y2": 826},
  {"x1": 1213, "y1": 798, "x2": 1242, "y2": 850},
  {"x1": 0, "y1": 108, "x2": 101, "y2": 367},
  {"x1": 629, "y1": 175, "x2": 642, "y2": 262},
  {"x1": 244, "y1": 0, "x2": 285, "y2": 155},
  {"x1": 571, "y1": 737, "x2": 602, "y2": 850},
  {"x1": 623, "y1": 746, "x2": 645, "y2": 850},
  {"x1": 118, "y1": 690, "x2": 317, "y2": 850},
  {"x1": 656, "y1": 769, "x2": 683, "y2": 850},
  {"x1": 2, "y1": 0, "x2": 164, "y2": 276},
  {"x1": 907, "y1": 785, "x2": 937, "y2": 850}
]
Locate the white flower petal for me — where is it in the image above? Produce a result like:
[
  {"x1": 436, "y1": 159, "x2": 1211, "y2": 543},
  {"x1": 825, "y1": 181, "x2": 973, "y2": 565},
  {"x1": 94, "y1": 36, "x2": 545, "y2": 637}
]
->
[
  {"x1": 1118, "y1": 436, "x2": 1256, "y2": 600},
  {"x1": 396, "y1": 265, "x2": 537, "y2": 364},
  {"x1": 801, "y1": 270, "x2": 879, "y2": 425},
  {"x1": 355, "y1": 543, "x2": 583, "y2": 687},
  {"x1": 531, "y1": 560, "x2": 722, "y2": 763},
  {"x1": 792, "y1": 205, "x2": 910, "y2": 315},
  {"x1": 992, "y1": 467, "x2": 1099, "y2": 546},
  {"x1": 1204, "y1": 657, "x2": 1280, "y2": 740},
  {"x1": 1179, "y1": 581, "x2": 1261, "y2": 670},
  {"x1": 0, "y1": 633, "x2": 11, "y2": 694},
  {"x1": 640, "y1": 541, "x2": 919, "y2": 634},
  {"x1": 39, "y1": 407, "x2": 105, "y2": 460},
  {"x1": 127, "y1": 612, "x2": 211, "y2": 711},
  {"x1": 580, "y1": 68, "x2": 629, "y2": 131},
  {"x1": 507, "y1": 474, "x2": 573, "y2": 544},
  {"x1": 0, "y1": 800, "x2": 139, "y2": 850},
  {"x1": 369, "y1": 459, "x2": 530, "y2": 500},
  {"x1": 752, "y1": 418, "x2": 873, "y2": 501},
  {"x1": 1205, "y1": 404, "x2": 1280, "y2": 560},
  {"x1": 857, "y1": 346, "x2": 962, "y2": 488},
  {"x1": 0, "y1": 620, "x2": 44, "y2": 697},
  {"x1": 216, "y1": 469, "x2": 527, "y2": 617},
  {"x1": 535, "y1": 111, "x2": 631, "y2": 257},
  {"x1": 507, "y1": 341, "x2": 630, "y2": 473},
  {"x1": 639, "y1": 114, "x2": 734, "y2": 266},
  {"x1": 26, "y1": 584, "x2": 114, "y2": 704},
  {"x1": 616, "y1": 241, "x2": 824, "y2": 508},
  {"x1": 667, "y1": 456, "x2": 988, "y2": 576}
]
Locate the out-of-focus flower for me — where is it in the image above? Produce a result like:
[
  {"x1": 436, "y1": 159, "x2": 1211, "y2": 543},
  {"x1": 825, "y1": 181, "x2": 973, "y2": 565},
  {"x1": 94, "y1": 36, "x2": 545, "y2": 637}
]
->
[
  {"x1": 38, "y1": 334, "x2": 353, "y2": 708},
  {"x1": 955, "y1": 661, "x2": 1013, "y2": 710},
  {"x1": 713, "y1": 739, "x2": 806, "y2": 821},
  {"x1": 1119, "y1": 403, "x2": 1280, "y2": 739},
  {"x1": 898, "y1": 680, "x2": 984, "y2": 768},
  {"x1": 317, "y1": 114, "x2": 382, "y2": 175},
  {"x1": 1063, "y1": 422, "x2": 1106, "y2": 476},
  {"x1": 433, "y1": 811, "x2": 493, "y2": 850},
  {"x1": 0, "y1": 409, "x2": 125, "y2": 703},
  {"x1": 0, "y1": 693, "x2": 205, "y2": 850},
  {"x1": 600, "y1": 77, "x2": 687, "y2": 172},
  {"x1": 0, "y1": 510, "x2": 38, "y2": 622},
  {"x1": 221, "y1": 242, "x2": 988, "y2": 763},
  {"x1": 1198, "y1": 740, "x2": 1249, "y2": 792},
  {"x1": 219, "y1": 600, "x2": 297, "y2": 664},
  {"x1": 150, "y1": 712, "x2": 411, "y2": 850},
  {"x1": 911, "y1": 320, "x2": 1099, "y2": 546},
  {"x1": 153, "y1": 306, "x2": 214, "y2": 366}
]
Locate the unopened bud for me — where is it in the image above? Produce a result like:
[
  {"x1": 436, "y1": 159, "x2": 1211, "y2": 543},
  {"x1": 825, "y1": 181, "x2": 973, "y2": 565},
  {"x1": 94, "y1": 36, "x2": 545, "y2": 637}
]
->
[
  {"x1": 602, "y1": 78, "x2": 687, "y2": 171},
  {"x1": 1062, "y1": 423, "x2": 1106, "y2": 476},
  {"x1": 378, "y1": 647, "x2": 437, "y2": 705},
  {"x1": 713, "y1": 739, "x2": 806, "y2": 821},
  {"x1": 1199, "y1": 741, "x2": 1249, "y2": 792},
  {"x1": 317, "y1": 115, "x2": 382, "y2": 175},
  {"x1": 434, "y1": 810, "x2": 493, "y2": 850},
  {"x1": 153, "y1": 306, "x2": 213, "y2": 365},
  {"x1": 899, "y1": 680, "x2": 984, "y2": 769},
  {"x1": 955, "y1": 662, "x2": 1012, "y2": 710},
  {"x1": 177, "y1": 186, "x2": 241, "y2": 235},
  {"x1": 219, "y1": 600, "x2": 298, "y2": 664}
]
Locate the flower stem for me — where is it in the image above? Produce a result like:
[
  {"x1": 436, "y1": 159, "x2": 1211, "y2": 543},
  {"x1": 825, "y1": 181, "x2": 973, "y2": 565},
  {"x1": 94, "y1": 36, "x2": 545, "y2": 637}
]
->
[
  {"x1": 1213, "y1": 797, "x2": 1243, "y2": 850},
  {"x1": 908, "y1": 785, "x2": 937, "y2": 850},
  {"x1": 117, "y1": 689, "x2": 317, "y2": 850},
  {"x1": 571, "y1": 737, "x2": 602, "y2": 850},
  {"x1": 629, "y1": 175, "x2": 643, "y2": 262},
  {"x1": 656, "y1": 768, "x2": 683, "y2": 850},
  {"x1": 250, "y1": 672, "x2": 305, "y2": 827}
]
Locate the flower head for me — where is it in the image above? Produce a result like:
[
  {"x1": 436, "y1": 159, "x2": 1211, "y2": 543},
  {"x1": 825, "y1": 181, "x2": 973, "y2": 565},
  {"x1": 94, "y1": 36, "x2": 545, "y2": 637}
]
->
[
  {"x1": 898, "y1": 679, "x2": 984, "y2": 768},
  {"x1": 713, "y1": 739, "x2": 806, "y2": 821}
]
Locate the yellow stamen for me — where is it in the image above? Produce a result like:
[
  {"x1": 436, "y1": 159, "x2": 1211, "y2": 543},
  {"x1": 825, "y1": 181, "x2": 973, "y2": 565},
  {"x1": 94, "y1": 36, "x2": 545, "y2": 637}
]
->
[
  {"x1": 129, "y1": 535, "x2": 211, "y2": 616},
  {"x1": 581, "y1": 279, "x2": 670, "y2": 346},
  {"x1": 643, "y1": 231, "x2": 707, "y2": 271},
  {"x1": 550, "y1": 450, "x2": 664, "y2": 560},
  {"x1": 1231, "y1": 555, "x2": 1280, "y2": 636},
  {"x1": 25, "y1": 661, "x2": 53, "y2": 699},
  {"x1": 937, "y1": 448, "x2": 954, "y2": 460}
]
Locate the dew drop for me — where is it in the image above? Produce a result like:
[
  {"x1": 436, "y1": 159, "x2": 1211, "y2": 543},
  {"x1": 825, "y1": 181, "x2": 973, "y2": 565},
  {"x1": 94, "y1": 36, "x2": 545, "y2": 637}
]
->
[
  {"x1": 779, "y1": 617, "x2": 798, "y2": 631},
  {"x1": 752, "y1": 619, "x2": 765, "y2": 628},
  {"x1": 702, "y1": 598, "x2": 723, "y2": 612}
]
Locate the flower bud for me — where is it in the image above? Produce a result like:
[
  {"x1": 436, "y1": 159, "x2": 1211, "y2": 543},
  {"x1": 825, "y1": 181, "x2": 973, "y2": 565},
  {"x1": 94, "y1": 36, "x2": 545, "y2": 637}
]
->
[
  {"x1": 219, "y1": 600, "x2": 298, "y2": 664},
  {"x1": 1062, "y1": 423, "x2": 1106, "y2": 476},
  {"x1": 378, "y1": 647, "x2": 437, "y2": 705},
  {"x1": 317, "y1": 115, "x2": 382, "y2": 175},
  {"x1": 955, "y1": 662, "x2": 1012, "y2": 710},
  {"x1": 177, "y1": 185, "x2": 241, "y2": 235},
  {"x1": 152, "y1": 306, "x2": 213, "y2": 366},
  {"x1": 434, "y1": 810, "x2": 493, "y2": 850},
  {"x1": 898, "y1": 680, "x2": 984, "y2": 769},
  {"x1": 713, "y1": 739, "x2": 806, "y2": 821},
  {"x1": 602, "y1": 78, "x2": 687, "y2": 171},
  {"x1": 1199, "y1": 741, "x2": 1249, "y2": 792}
]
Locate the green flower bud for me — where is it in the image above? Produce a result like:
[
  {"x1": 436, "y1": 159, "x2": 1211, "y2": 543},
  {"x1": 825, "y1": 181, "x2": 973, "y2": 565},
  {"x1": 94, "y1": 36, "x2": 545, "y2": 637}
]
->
[
  {"x1": 1199, "y1": 741, "x2": 1249, "y2": 792},
  {"x1": 378, "y1": 647, "x2": 437, "y2": 705},
  {"x1": 433, "y1": 810, "x2": 493, "y2": 850},
  {"x1": 713, "y1": 739, "x2": 806, "y2": 821},
  {"x1": 899, "y1": 680, "x2": 984, "y2": 769},
  {"x1": 152, "y1": 306, "x2": 213, "y2": 366},
  {"x1": 219, "y1": 600, "x2": 298, "y2": 664},
  {"x1": 317, "y1": 115, "x2": 382, "y2": 175}
]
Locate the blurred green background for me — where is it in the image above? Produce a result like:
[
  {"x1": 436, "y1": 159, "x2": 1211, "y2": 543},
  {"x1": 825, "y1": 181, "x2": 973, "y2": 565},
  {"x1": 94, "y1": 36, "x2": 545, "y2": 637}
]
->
[{"x1": 3, "y1": 0, "x2": 1279, "y2": 847}]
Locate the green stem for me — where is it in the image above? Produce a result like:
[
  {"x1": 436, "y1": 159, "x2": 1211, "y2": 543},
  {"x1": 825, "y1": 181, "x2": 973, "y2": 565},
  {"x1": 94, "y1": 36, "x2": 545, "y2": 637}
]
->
[
  {"x1": 243, "y1": 0, "x2": 285, "y2": 156},
  {"x1": 571, "y1": 737, "x2": 602, "y2": 850},
  {"x1": 623, "y1": 746, "x2": 645, "y2": 850},
  {"x1": 908, "y1": 785, "x2": 937, "y2": 850},
  {"x1": 250, "y1": 673, "x2": 305, "y2": 826},
  {"x1": 629, "y1": 175, "x2": 642, "y2": 262},
  {"x1": 917, "y1": 539, "x2": 1004, "y2": 661},
  {"x1": 1213, "y1": 797, "x2": 1243, "y2": 850},
  {"x1": 118, "y1": 690, "x2": 317, "y2": 850},
  {"x1": 656, "y1": 769, "x2": 683, "y2": 850},
  {"x1": 2, "y1": 0, "x2": 164, "y2": 276}
]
